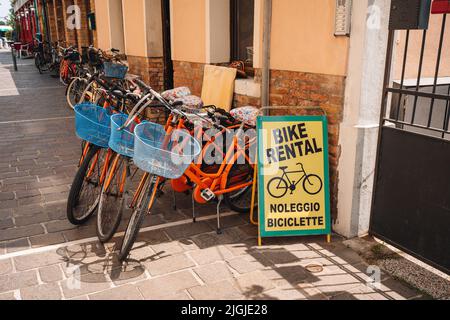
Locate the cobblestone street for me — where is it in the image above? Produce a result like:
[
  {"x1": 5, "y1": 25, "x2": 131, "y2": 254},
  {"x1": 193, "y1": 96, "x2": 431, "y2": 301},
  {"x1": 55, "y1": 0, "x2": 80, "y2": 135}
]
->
[{"x1": 0, "y1": 50, "x2": 434, "y2": 300}]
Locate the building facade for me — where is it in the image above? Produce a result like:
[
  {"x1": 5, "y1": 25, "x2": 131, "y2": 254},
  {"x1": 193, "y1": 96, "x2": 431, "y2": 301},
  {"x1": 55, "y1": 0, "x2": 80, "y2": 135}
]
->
[{"x1": 13, "y1": 0, "x2": 450, "y2": 240}]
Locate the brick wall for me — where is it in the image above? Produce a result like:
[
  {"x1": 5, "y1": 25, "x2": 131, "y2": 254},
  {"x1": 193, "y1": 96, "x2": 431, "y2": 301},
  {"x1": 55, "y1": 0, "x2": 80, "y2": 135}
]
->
[
  {"x1": 128, "y1": 56, "x2": 165, "y2": 92},
  {"x1": 46, "y1": 1, "x2": 58, "y2": 42},
  {"x1": 53, "y1": 0, "x2": 66, "y2": 42},
  {"x1": 173, "y1": 60, "x2": 345, "y2": 219},
  {"x1": 62, "y1": 0, "x2": 78, "y2": 47},
  {"x1": 74, "y1": 0, "x2": 90, "y2": 52},
  {"x1": 173, "y1": 61, "x2": 206, "y2": 96},
  {"x1": 268, "y1": 69, "x2": 345, "y2": 219}
]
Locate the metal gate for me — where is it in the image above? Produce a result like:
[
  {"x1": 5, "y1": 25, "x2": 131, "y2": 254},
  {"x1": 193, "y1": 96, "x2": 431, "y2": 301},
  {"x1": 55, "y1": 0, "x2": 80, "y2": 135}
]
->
[{"x1": 370, "y1": 1, "x2": 450, "y2": 274}]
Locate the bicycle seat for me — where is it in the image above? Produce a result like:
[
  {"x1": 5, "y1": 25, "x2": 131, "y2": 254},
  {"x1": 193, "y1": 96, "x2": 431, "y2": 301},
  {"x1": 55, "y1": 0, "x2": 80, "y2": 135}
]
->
[{"x1": 280, "y1": 166, "x2": 288, "y2": 171}]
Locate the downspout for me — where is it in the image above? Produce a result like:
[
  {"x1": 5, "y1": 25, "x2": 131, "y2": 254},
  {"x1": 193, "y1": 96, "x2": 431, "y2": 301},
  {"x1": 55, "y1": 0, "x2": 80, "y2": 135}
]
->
[{"x1": 261, "y1": 0, "x2": 272, "y2": 115}]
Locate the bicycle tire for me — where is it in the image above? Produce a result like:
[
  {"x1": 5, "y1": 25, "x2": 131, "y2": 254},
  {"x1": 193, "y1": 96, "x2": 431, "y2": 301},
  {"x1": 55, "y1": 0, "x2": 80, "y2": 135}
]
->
[
  {"x1": 96, "y1": 155, "x2": 128, "y2": 243},
  {"x1": 119, "y1": 176, "x2": 157, "y2": 261},
  {"x1": 267, "y1": 177, "x2": 289, "y2": 199},
  {"x1": 224, "y1": 163, "x2": 255, "y2": 213},
  {"x1": 35, "y1": 54, "x2": 43, "y2": 74},
  {"x1": 66, "y1": 78, "x2": 88, "y2": 109},
  {"x1": 67, "y1": 145, "x2": 102, "y2": 225}
]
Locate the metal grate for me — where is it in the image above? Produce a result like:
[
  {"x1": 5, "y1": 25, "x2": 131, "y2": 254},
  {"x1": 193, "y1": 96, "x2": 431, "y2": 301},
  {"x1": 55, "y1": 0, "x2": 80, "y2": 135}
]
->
[{"x1": 382, "y1": 13, "x2": 450, "y2": 140}]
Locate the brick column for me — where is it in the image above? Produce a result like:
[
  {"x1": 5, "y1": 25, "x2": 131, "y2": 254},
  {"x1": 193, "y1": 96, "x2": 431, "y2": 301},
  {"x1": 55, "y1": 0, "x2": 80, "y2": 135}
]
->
[
  {"x1": 45, "y1": 0, "x2": 58, "y2": 42},
  {"x1": 53, "y1": 0, "x2": 65, "y2": 42},
  {"x1": 74, "y1": 0, "x2": 90, "y2": 52},
  {"x1": 61, "y1": 0, "x2": 78, "y2": 47}
]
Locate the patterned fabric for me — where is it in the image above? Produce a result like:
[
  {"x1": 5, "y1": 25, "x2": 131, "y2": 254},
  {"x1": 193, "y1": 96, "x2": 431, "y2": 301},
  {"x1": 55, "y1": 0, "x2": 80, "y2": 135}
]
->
[
  {"x1": 230, "y1": 106, "x2": 261, "y2": 127},
  {"x1": 174, "y1": 95, "x2": 204, "y2": 110},
  {"x1": 161, "y1": 87, "x2": 191, "y2": 101}
]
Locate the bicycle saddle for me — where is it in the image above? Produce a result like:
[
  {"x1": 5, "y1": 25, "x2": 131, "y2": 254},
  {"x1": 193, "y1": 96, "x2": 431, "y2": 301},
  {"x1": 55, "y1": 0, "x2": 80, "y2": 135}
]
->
[{"x1": 280, "y1": 166, "x2": 288, "y2": 171}]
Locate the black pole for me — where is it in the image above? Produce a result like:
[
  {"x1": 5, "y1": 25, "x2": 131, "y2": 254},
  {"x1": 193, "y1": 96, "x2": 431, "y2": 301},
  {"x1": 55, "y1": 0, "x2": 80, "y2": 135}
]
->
[{"x1": 11, "y1": 43, "x2": 18, "y2": 71}]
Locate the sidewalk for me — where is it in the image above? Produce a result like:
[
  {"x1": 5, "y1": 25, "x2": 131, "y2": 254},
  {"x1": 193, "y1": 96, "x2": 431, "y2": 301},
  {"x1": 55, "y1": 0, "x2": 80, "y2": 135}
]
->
[{"x1": 0, "y1": 50, "x2": 434, "y2": 300}]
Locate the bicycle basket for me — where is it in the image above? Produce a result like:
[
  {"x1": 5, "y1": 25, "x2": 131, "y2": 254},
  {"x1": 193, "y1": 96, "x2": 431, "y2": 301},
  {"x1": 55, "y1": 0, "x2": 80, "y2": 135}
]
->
[
  {"x1": 109, "y1": 114, "x2": 139, "y2": 158},
  {"x1": 103, "y1": 62, "x2": 128, "y2": 79},
  {"x1": 133, "y1": 122, "x2": 201, "y2": 179},
  {"x1": 74, "y1": 103, "x2": 112, "y2": 148}
]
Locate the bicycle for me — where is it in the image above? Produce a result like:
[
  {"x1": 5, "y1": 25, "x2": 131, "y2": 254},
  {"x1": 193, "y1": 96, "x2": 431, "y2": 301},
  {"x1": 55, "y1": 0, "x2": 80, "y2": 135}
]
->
[
  {"x1": 114, "y1": 80, "x2": 256, "y2": 261},
  {"x1": 67, "y1": 75, "x2": 142, "y2": 226},
  {"x1": 267, "y1": 163, "x2": 323, "y2": 199}
]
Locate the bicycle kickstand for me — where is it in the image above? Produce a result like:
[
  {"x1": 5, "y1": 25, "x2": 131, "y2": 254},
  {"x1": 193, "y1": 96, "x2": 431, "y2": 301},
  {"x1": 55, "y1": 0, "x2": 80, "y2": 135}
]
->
[
  {"x1": 192, "y1": 193, "x2": 196, "y2": 223},
  {"x1": 216, "y1": 195, "x2": 224, "y2": 235},
  {"x1": 171, "y1": 188, "x2": 177, "y2": 211}
]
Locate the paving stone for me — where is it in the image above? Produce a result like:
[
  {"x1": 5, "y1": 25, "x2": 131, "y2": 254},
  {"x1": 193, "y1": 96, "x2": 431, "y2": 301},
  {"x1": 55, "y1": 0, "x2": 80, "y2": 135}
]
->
[
  {"x1": 15, "y1": 189, "x2": 41, "y2": 200},
  {"x1": 191, "y1": 232, "x2": 235, "y2": 249},
  {"x1": 21, "y1": 282, "x2": 62, "y2": 300},
  {"x1": 194, "y1": 262, "x2": 234, "y2": 284},
  {"x1": 5, "y1": 239, "x2": 31, "y2": 256},
  {"x1": 62, "y1": 225, "x2": 97, "y2": 242},
  {"x1": 260, "y1": 248, "x2": 300, "y2": 265},
  {"x1": 264, "y1": 287, "x2": 307, "y2": 300},
  {"x1": 137, "y1": 270, "x2": 200, "y2": 299},
  {"x1": 0, "y1": 224, "x2": 45, "y2": 242},
  {"x1": 0, "y1": 270, "x2": 38, "y2": 293},
  {"x1": 89, "y1": 285, "x2": 143, "y2": 300},
  {"x1": 164, "y1": 222, "x2": 213, "y2": 240},
  {"x1": 144, "y1": 254, "x2": 196, "y2": 276},
  {"x1": 0, "y1": 218, "x2": 14, "y2": 230},
  {"x1": 60, "y1": 273, "x2": 111, "y2": 299},
  {"x1": 29, "y1": 232, "x2": 66, "y2": 248},
  {"x1": 109, "y1": 263, "x2": 148, "y2": 286},
  {"x1": 14, "y1": 250, "x2": 65, "y2": 271},
  {"x1": 227, "y1": 253, "x2": 273, "y2": 274},
  {"x1": 0, "y1": 291, "x2": 17, "y2": 300},
  {"x1": 234, "y1": 271, "x2": 276, "y2": 298},
  {"x1": 379, "y1": 278, "x2": 422, "y2": 300},
  {"x1": 150, "y1": 241, "x2": 184, "y2": 256},
  {"x1": 0, "y1": 259, "x2": 13, "y2": 276},
  {"x1": 0, "y1": 192, "x2": 15, "y2": 201},
  {"x1": 204, "y1": 214, "x2": 248, "y2": 230},
  {"x1": 14, "y1": 213, "x2": 50, "y2": 226},
  {"x1": 188, "y1": 246, "x2": 234, "y2": 265},
  {"x1": 39, "y1": 265, "x2": 64, "y2": 283},
  {"x1": 188, "y1": 280, "x2": 243, "y2": 300}
]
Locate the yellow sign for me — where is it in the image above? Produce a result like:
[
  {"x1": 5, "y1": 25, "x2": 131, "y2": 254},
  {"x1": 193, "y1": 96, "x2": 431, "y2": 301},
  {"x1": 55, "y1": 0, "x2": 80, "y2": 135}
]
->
[{"x1": 257, "y1": 116, "x2": 331, "y2": 238}]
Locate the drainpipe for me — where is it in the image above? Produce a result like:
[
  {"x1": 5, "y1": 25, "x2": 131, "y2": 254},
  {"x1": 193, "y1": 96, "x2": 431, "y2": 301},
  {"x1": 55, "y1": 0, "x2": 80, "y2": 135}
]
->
[{"x1": 261, "y1": 0, "x2": 272, "y2": 115}]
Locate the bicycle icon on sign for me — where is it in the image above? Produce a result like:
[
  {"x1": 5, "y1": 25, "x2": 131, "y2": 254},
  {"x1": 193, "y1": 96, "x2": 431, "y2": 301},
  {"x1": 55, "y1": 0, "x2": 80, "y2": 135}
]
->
[{"x1": 267, "y1": 163, "x2": 323, "y2": 199}]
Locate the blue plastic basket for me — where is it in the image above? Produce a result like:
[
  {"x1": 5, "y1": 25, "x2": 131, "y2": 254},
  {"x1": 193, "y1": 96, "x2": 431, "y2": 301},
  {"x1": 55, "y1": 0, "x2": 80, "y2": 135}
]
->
[
  {"x1": 74, "y1": 103, "x2": 112, "y2": 148},
  {"x1": 103, "y1": 62, "x2": 128, "y2": 79},
  {"x1": 133, "y1": 122, "x2": 201, "y2": 179},
  {"x1": 109, "y1": 114, "x2": 139, "y2": 158}
]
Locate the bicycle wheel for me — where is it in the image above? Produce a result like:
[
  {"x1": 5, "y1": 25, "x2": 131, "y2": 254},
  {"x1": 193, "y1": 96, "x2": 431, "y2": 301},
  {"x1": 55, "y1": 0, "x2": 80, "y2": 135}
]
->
[
  {"x1": 119, "y1": 175, "x2": 158, "y2": 261},
  {"x1": 67, "y1": 145, "x2": 103, "y2": 225},
  {"x1": 66, "y1": 77, "x2": 88, "y2": 109},
  {"x1": 267, "y1": 177, "x2": 289, "y2": 199},
  {"x1": 224, "y1": 163, "x2": 255, "y2": 213},
  {"x1": 96, "y1": 154, "x2": 128, "y2": 243},
  {"x1": 35, "y1": 54, "x2": 44, "y2": 74},
  {"x1": 303, "y1": 174, "x2": 323, "y2": 196}
]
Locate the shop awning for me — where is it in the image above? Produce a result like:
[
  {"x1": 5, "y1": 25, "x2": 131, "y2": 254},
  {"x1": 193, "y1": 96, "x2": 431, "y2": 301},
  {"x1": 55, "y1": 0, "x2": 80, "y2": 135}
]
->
[
  {"x1": 13, "y1": 0, "x2": 30, "y2": 13},
  {"x1": 0, "y1": 26, "x2": 13, "y2": 32}
]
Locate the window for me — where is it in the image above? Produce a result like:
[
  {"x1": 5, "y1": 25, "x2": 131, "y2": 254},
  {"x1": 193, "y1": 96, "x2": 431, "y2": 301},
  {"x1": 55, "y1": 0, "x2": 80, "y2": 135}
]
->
[{"x1": 230, "y1": 0, "x2": 255, "y2": 65}]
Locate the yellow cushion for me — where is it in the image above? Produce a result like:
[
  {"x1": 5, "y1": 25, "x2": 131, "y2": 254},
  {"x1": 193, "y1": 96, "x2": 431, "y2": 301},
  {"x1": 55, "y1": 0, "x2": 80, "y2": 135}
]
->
[{"x1": 201, "y1": 65, "x2": 237, "y2": 111}]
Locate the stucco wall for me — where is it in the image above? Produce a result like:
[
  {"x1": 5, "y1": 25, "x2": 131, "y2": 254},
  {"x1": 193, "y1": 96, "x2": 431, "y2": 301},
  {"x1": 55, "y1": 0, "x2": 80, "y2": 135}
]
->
[
  {"x1": 95, "y1": 0, "x2": 124, "y2": 52},
  {"x1": 269, "y1": 0, "x2": 349, "y2": 76},
  {"x1": 122, "y1": 0, "x2": 147, "y2": 57},
  {"x1": 170, "y1": 0, "x2": 206, "y2": 63}
]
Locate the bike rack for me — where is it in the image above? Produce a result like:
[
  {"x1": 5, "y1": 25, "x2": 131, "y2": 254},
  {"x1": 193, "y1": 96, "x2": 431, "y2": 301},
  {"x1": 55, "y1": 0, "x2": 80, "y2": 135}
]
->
[{"x1": 249, "y1": 106, "x2": 329, "y2": 246}]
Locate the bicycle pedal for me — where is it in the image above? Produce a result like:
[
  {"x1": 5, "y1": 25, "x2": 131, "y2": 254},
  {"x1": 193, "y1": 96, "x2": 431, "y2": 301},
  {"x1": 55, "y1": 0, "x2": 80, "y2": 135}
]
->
[{"x1": 200, "y1": 189, "x2": 215, "y2": 202}]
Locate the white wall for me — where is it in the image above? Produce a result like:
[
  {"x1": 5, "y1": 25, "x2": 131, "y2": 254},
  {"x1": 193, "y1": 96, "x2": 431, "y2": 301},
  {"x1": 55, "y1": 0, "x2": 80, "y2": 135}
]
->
[{"x1": 334, "y1": 0, "x2": 391, "y2": 237}]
